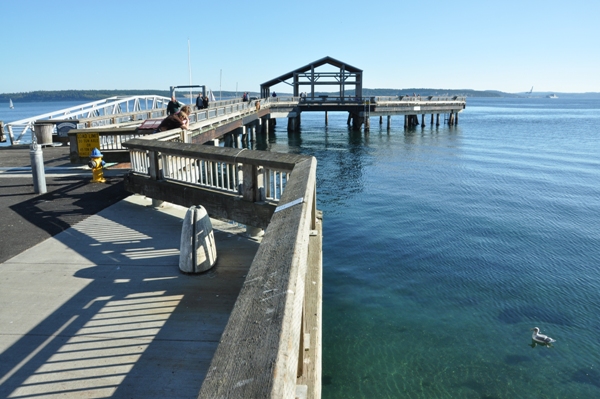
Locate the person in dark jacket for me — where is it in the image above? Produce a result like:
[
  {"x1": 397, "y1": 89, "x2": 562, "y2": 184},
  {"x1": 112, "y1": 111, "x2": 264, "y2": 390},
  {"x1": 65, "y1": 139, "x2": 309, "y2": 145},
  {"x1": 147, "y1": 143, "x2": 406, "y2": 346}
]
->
[
  {"x1": 202, "y1": 95, "x2": 209, "y2": 109},
  {"x1": 156, "y1": 111, "x2": 188, "y2": 132},
  {"x1": 195, "y1": 93, "x2": 203, "y2": 110},
  {"x1": 167, "y1": 96, "x2": 184, "y2": 115}
]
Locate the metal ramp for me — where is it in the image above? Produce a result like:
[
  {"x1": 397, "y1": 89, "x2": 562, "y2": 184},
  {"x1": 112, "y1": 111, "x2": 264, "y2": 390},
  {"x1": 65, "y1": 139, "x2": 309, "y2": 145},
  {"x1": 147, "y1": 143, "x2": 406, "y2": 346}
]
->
[{"x1": 4, "y1": 95, "x2": 170, "y2": 145}]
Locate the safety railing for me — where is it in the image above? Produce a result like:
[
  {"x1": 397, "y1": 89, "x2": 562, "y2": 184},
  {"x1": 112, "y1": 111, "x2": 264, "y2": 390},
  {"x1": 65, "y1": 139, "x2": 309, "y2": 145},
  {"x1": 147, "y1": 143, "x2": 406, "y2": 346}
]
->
[
  {"x1": 3, "y1": 95, "x2": 171, "y2": 145},
  {"x1": 121, "y1": 138, "x2": 320, "y2": 398},
  {"x1": 126, "y1": 140, "x2": 292, "y2": 202}
]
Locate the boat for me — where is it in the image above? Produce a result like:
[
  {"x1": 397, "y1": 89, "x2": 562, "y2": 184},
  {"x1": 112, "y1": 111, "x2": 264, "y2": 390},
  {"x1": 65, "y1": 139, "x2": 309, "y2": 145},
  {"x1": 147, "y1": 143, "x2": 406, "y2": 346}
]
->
[
  {"x1": 547, "y1": 94, "x2": 558, "y2": 99},
  {"x1": 9, "y1": 99, "x2": 14, "y2": 109}
]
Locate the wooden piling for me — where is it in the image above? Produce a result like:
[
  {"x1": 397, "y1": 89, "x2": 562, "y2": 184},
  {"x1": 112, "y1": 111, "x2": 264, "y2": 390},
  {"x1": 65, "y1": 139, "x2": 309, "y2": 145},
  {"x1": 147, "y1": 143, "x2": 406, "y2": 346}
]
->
[
  {"x1": 379, "y1": 116, "x2": 383, "y2": 125},
  {"x1": 387, "y1": 115, "x2": 391, "y2": 130},
  {"x1": 430, "y1": 114, "x2": 434, "y2": 125},
  {"x1": 421, "y1": 114, "x2": 425, "y2": 127},
  {"x1": 325, "y1": 111, "x2": 328, "y2": 126},
  {"x1": 436, "y1": 114, "x2": 440, "y2": 126}
]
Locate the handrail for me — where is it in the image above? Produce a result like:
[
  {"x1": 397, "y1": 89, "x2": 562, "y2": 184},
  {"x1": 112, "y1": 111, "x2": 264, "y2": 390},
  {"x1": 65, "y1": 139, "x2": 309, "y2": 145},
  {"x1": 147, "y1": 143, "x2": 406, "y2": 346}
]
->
[
  {"x1": 4, "y1": 95, "x2": 171, "y2": 145},
  {"x1": 198, "y1": 156, "x2": 318, "y2": 398},
  {"x1": 123, "y1": 139, "x2": 303, "y2": 221},
  {"x1": 121, "y1": 140, "x2": 320, "y2": 397},
  {"x1": 66, "y1": 99, "x2": 264, "y2": 157}
]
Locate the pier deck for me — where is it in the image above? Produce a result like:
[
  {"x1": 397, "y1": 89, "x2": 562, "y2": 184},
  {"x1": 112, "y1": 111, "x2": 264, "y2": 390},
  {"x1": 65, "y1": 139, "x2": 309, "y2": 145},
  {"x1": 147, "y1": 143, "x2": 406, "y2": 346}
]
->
[{"x1": 0, "y1": 146, "x2": 260, "y2": 398}]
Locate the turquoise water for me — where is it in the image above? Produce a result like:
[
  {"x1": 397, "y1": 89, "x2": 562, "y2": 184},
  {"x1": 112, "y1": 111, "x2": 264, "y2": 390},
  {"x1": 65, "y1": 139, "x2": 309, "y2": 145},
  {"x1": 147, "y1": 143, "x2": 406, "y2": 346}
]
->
[
  {"x1": 3, "y1": 99, "x2": 600, "y2": 398},
  {"x1": 264, "y1": 99, "x2": 600, "y2": 398}
]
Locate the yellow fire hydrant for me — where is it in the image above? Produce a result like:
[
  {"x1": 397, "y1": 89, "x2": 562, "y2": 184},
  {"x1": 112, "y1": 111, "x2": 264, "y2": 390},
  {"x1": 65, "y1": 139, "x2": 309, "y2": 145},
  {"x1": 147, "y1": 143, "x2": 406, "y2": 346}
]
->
[{"x1": 88, "y1": 148, "x2": 106, "y2": 183}]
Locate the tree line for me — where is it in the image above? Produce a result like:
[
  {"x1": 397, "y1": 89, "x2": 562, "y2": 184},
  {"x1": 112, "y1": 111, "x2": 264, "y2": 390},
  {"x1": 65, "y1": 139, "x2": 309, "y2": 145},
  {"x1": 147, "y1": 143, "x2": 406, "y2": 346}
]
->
[{"x1": 0, "y1": 88, "x2": 516, "y2": 103}]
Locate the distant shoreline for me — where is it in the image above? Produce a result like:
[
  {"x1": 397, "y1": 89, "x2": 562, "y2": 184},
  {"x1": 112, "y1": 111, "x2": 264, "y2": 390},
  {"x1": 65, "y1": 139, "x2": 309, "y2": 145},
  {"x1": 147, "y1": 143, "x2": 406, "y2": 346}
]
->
[{"x1": 2, "y1": 89, "x2": 600, "y2": 102}]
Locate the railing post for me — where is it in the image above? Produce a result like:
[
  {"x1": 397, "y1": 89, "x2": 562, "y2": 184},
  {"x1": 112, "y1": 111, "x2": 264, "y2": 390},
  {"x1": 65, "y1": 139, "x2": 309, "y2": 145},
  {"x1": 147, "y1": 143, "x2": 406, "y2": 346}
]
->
[
  {"x1": 311, "y1": 182, "x2": 317, "y2": 230},
  {"x1": 7, "y1": 125, "x2": 15, "y2": 145},
  {"x1": 148, "y1": 150, "x2": 164, "y2": 208},
  {"x1": 242, "y1": 163, "x2": 263, "y2": 238},
  {"x1": 257, "y1": 166, "x2": 265, "y2": 201}
]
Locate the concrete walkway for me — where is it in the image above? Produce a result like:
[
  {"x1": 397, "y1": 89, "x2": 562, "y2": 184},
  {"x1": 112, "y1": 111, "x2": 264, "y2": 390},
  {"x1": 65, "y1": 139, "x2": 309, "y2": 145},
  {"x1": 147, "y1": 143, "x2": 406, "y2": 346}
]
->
[{"x1": 0, "y1": 147, "x2": 260, "y2": 398}]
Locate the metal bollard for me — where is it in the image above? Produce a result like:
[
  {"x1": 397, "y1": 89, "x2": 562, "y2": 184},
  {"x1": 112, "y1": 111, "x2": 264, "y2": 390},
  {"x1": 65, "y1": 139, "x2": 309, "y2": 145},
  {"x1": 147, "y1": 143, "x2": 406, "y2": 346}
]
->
[{"x1": 30, "y1": 145, "x2": 47, "y2": 194}]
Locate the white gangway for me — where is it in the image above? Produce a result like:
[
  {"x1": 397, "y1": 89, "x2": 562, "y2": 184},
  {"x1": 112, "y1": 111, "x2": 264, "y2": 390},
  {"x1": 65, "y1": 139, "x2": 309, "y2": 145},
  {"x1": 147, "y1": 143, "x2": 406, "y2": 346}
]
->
[{"x1": 3, "y1": 95, "x2": 170, "y2": 145}]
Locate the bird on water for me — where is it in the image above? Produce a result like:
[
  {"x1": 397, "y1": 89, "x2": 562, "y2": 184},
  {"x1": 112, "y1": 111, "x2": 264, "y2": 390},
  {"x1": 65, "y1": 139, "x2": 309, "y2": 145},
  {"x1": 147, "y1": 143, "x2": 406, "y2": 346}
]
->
[{"x1": 531, "y1": 327, "x2": 556, "y2": 344}]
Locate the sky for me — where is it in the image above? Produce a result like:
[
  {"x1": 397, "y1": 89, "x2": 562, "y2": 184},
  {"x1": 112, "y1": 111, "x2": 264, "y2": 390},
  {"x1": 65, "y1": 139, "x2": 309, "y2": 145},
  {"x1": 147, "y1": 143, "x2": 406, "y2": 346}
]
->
[{"x1": 1, "y1": 0, "x2": 599, "y2": 94}]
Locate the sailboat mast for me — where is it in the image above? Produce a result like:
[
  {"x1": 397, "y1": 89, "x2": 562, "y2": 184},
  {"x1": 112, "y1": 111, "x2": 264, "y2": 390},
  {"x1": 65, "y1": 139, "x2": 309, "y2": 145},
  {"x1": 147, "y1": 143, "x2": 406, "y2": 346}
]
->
[{"x1": 188, "y1": 39, "x2": 192, "y2": 104}]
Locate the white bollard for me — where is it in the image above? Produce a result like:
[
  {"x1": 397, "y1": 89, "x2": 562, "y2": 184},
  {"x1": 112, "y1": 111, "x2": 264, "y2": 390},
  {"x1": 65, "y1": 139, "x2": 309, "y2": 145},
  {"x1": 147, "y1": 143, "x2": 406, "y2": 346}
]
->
[
  {"x1": 179, "y1": 205, "x2": 217, "y2": 273},
  {"x1": 30, "y1": 146, "x2": 47, "y2": 194}
]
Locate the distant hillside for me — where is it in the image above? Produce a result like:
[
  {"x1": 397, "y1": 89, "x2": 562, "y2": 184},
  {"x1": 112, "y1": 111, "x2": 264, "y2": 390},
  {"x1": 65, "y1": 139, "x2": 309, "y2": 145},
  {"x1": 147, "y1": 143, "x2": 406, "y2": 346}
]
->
[
  {"x1": 360, "y1": 89, "x2": 516, "y2": 98},
  {"x1": 2, "y1": 89, "x2": 599, "y2": 102},
  {"x1": 515, "y1": 91, "x2": 600, "y2": 99},
  {"x1": 0, "y1": 90, "x2": 257, "y2": 102}
]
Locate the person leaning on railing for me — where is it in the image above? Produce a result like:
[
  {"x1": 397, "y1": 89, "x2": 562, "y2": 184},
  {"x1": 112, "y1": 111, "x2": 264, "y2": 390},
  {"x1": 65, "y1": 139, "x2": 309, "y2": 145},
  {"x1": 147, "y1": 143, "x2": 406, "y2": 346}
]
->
[{"x1": 155, "y1": 110, "x2": 189, "y2": 132}]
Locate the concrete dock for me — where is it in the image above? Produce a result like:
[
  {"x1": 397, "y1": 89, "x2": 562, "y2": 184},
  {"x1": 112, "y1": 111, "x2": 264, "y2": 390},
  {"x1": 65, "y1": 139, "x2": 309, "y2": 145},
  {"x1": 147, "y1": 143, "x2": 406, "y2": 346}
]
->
[{"x1": 0, "y1": 146, "x2": 260, "y2": 398}]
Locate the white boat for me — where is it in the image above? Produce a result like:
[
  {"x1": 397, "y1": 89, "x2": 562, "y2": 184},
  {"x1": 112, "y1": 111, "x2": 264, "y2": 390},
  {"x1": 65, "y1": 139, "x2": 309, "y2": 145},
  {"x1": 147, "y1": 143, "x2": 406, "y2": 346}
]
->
[
  {"x1": 547, "y1": 94, "x2": 558, "y2": 99},
  {"x1": 9, "y1": 99, "x2": 14, "y2": 109}
]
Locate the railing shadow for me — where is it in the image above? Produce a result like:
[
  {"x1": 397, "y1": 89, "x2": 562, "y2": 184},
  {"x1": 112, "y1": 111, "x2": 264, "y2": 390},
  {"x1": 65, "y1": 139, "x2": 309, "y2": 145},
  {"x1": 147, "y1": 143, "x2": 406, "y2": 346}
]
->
[{"x1": 0, "y1": 196, "x2": 259, "y2": 398}]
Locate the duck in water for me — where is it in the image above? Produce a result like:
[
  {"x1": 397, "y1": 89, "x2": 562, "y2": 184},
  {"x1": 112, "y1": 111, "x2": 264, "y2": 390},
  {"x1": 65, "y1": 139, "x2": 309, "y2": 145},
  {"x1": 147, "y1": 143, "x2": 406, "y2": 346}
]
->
[{"x1": 531, "y1": 327, "x2": 556, "y2": 344}]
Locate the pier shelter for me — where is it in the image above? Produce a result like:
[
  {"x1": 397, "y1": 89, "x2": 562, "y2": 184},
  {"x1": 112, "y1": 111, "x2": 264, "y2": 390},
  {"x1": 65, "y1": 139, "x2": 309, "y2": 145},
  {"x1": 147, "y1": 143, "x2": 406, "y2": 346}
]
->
[{"x1": 260, "y1": 56, "x2": 363, "y2": 100}]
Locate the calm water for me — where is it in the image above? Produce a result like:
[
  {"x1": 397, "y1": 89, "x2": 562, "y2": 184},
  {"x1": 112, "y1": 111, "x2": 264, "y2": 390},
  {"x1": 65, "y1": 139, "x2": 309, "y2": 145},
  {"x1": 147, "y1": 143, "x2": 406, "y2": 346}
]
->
[
  {"x1": 0, "y1": 100, "x2": 88, "y2": 146},
  {"x1": 3, "y1": 98, "x2": 600, "y2": 398},
  {"x1": 263, "y1": 98, "x2": 600, "y2": 399}
]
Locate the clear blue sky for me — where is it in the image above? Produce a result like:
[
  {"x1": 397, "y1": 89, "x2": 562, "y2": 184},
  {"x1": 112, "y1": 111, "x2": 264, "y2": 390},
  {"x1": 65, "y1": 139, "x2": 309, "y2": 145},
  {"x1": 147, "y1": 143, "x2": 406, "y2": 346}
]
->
[{"x1": 2, "y1": 0, "x2": 599, "y2": 94}]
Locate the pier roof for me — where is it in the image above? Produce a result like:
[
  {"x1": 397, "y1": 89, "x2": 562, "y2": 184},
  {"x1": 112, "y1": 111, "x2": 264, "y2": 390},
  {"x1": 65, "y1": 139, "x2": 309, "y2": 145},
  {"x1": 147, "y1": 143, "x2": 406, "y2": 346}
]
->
[
  {"x1": 261, "y1": 56, "x2": 363, "y2": 98},
  {"x1": 260, "y1": 56, "x2": 362, "y2": 88}
]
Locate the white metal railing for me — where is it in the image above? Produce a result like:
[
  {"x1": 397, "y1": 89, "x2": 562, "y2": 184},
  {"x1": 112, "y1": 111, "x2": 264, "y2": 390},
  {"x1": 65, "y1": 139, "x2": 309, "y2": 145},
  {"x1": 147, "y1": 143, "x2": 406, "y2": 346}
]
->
[
  {"x1": 4, "y1": 95, "x2": 170, "y2": 145},
  {"x1": 378, "y1": 95, "x2": 467, "y2": 102}
]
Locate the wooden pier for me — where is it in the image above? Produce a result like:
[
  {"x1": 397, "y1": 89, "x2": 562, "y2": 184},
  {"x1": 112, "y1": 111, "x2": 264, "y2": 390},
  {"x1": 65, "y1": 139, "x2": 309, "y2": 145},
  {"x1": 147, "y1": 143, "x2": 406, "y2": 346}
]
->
[
  {"x1": 122, "y1": 140, "x2": 323, "y2": 398},
  {"x1": 3, "y1": 56, "x2": 466, "y2": 398}
]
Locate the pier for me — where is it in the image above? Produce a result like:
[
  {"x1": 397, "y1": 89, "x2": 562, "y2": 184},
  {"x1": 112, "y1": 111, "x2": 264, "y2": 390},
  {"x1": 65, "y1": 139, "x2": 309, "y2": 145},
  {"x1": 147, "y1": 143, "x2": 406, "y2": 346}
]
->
[{"x1": 1, "y1": 56, "x2": 465, "y2": 398}]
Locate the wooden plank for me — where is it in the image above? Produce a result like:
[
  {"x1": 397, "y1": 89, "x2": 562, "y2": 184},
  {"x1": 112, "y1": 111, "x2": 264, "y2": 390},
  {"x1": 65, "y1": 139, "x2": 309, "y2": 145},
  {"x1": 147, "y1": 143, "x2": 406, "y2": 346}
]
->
[
  {"x1": 68, "y1": 127, "x2": 140, "y2": 135},
  {"x1": 123, "y1": 174, "x2": 276, "y2": 230},
  {"x1": 123, "y1": 139, "x2": 305, "y2": 171},
  {"x1": 296, "y1": 212, "x2": 322, "y2": 399},
  {"x1": 198, "y1": 157, "x2": 317, "y2": 398}
]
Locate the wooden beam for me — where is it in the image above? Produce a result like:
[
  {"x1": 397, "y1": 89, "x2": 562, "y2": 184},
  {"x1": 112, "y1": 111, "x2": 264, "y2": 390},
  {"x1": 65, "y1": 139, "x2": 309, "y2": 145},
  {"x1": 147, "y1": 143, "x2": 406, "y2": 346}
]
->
[
  {"x1": 198, "y1": 158, "x2": 317, "y2": 398},
  {"x1": 123, "y1": 174, "x2": 275, "y2": 229}
]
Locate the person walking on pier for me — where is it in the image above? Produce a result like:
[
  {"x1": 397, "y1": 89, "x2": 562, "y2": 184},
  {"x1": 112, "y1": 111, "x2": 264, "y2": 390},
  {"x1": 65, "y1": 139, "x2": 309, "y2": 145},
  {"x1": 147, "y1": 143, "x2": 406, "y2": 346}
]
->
[
  {"x1": 196, "y1": 93, "x2": 204, "y2": 110},
  {"x1": 202, "y1": 95, "x2": 209, "y2": 109},
  {"x1": 242, "y1": 92, "x2": 248, "y2": 102},
  {"x1": 167, "y1": 96, "x2": 184, "y2": 115}
]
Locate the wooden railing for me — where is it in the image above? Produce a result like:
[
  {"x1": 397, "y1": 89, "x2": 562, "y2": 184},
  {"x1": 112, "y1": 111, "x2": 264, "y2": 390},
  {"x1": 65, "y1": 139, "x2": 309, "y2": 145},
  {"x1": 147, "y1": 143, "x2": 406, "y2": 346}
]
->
[
  {"x1": 128, "y1": 141, "x2": 290, "y2": 204},
  {"x1": 122, "y1": 139, "x2": 322, "y2": 398}
]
